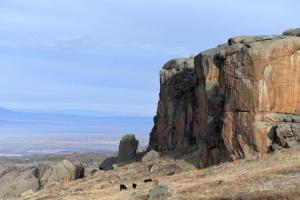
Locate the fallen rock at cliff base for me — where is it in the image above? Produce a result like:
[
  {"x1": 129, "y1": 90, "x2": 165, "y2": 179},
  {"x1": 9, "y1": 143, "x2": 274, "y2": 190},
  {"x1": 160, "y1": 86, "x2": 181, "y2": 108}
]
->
[
  {"x1": 99, "y1": 134, "x2": 139, "y2": 170},
  {"x1": 142, "y1": 150, "x2": 159, "y2": 162},
  {"x1": 99, "y1": 157, "x2": 117, "y2": 171},
  {"x1": 118, "y1": 134, "x2": 139, "y2": 163}
]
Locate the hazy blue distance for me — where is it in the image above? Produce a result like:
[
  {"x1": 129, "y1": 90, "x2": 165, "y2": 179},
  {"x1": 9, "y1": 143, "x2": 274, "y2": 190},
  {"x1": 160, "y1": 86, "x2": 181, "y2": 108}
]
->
[{"x1": 0, "y1": 0, "x2": 298, "y2": 139}]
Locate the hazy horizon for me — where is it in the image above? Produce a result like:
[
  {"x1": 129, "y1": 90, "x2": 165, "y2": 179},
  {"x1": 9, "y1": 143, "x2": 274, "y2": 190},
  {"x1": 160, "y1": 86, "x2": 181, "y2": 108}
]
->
[{"x1": 0, "y1": 0, "x2": 299, "y2": 155}]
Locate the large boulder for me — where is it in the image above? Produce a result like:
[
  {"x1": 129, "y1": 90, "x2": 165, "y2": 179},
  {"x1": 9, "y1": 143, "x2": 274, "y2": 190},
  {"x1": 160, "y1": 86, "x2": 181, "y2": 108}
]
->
[
  {"x1": 283, "y1": 28, "x2": 300, "y2": 37},
  {"x1": 142, "y1": 150, "x2": 159, "y2": 162},
  {"x1": 98, "y1": 134, "x2": 139, "y2": 170},
  {"x1": 148, "y1": 185, "x2": 170, "y2": 199},
  {"x1": 0, "y1": 165, "x2": 40, "y2": 198},
  {"x1": 149, "y1": 29, "x2": 300, "y2": 168},
  {"x1": 117, "y1": 134, "x2": 139, "y2": 163},
  {"x1": 99, "y1": 157, "x2": 117, "y2": 171},
  {"x1": 38, "y1": 160, "x2": 84, "y2": 188}
]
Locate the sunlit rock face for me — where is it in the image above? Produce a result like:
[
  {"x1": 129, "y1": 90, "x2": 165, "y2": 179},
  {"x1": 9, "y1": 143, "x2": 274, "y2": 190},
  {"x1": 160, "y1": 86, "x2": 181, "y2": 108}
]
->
[
  {"x1": 202, "y1": 35, "x2": 300, "y2": 164},
  {"x1": 149, "y1": 30, "x2": 300, "y2": 168}
]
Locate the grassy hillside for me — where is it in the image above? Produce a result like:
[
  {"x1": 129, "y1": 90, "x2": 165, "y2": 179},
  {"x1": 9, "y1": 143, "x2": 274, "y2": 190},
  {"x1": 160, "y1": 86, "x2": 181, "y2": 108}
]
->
[{"x1": 20, "y1": 146, "x2": 300, "y2": 200}]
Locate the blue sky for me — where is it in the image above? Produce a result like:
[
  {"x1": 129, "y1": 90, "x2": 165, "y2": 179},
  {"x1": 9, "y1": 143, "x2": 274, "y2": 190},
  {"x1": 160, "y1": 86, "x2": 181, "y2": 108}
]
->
[{"x1": 0, "y1": 0, "x2": 298, "y2": 116}]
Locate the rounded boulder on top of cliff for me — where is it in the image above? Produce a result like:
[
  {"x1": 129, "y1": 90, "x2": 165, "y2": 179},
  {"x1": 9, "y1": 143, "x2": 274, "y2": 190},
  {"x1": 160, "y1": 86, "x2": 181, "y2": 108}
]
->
[
  {"x1": 117, "y1": 134, "x2": 139, "y2": 163},
  {"x1": 283, "y1": 28, "x2": 300, "y2": 37}
]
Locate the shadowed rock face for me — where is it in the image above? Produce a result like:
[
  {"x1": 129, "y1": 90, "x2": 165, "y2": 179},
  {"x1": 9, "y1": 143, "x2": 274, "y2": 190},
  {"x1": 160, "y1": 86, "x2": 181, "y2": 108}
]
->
[
  {"x1": 118, "y1": 134, "x2": 139, "y2": 163},
  {"x1": 149, "y1": 29, "x2": 300, "y2": 168},
  {"x1": 149, "y1": 57, "x2": 207, "y2": 152}
]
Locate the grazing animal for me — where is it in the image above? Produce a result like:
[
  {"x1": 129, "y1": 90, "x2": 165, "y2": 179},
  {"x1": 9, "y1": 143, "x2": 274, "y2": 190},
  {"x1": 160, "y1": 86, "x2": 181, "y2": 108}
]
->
[
  {"x1": 132, "y1": 183, "x2": 137, "y2": 189},
  {"x1": 120, "y1": 184, "x2": 127, "y2": 191},
  {"x1": 144, "y1": 179, "x2": 153, "y2": 183},
  {"x1": 153, "y1": 180, "x2": 159, "y2": 187},
  {"x1": 144, "y1": 178, "x2": 153, "y2": 183}
]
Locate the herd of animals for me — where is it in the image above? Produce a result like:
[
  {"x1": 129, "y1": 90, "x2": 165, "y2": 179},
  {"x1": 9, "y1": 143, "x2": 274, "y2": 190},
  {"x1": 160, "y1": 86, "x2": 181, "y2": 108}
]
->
[{"x1": 119, "y1": 179, "x2": 159, "y2": 191}]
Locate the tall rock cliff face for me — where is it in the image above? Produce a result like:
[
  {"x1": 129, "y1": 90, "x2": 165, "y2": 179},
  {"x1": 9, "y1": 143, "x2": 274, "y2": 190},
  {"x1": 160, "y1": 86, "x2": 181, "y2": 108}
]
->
[
  {"x1": 149, "y1": 57, "x2": 207, "y2": 152},
  {"x1": 149, "y1": 29, "x2": 300, "y2": 168}
]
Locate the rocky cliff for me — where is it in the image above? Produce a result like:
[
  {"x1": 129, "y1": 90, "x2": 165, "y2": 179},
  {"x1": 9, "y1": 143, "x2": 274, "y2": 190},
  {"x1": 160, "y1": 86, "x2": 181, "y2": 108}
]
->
[{"x1": 149, "y1": 28, "x2": 300, "y2": 168}]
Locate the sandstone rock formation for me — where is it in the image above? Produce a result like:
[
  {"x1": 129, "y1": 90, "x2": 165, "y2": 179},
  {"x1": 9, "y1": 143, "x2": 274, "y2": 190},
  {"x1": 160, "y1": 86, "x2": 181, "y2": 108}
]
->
[{"x1": 149, "y1": 30, "x2": 300, "y2": 168}]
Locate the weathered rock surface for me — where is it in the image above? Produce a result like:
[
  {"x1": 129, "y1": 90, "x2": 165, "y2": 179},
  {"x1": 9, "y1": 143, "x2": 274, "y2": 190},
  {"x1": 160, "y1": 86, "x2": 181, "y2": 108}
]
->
[
  {"x1": 99, "y1": 134, "x2": 139, "y2": 170},
  {"x1": 37, "y1": 160, "x2": 84, "y2": 188},
  {"x1": 99, "y1": 157, "x2": 117, "y2": 170},
  {"x1": 283, "y1": 28, "x2": 300, "y2": 37},
  {"x1": 148, "y1": 185, "x2": 170, "y2": 199},
  {"x1": 149, "y1": 29, "x2": 300, "y2": 168},
  {"x1": 118, "y1": 134, "x2": 139, "y2": 163},
  {"x1": 149, "y1": 56, "x2": 207, "y2": 152},
  {"x1": 142, "y1": 150, "x2": 159, "y2": 162},
  {"x1": 0, "y1": 165, "x2": 40, "y2": 198}
]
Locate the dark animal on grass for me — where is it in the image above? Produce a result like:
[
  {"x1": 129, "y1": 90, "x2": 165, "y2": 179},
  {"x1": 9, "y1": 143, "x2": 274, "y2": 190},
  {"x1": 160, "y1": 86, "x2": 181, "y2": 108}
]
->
[
  {"x1": 144, "y1": 179, "x2": 153, "y2": 183},
  {"x1": 132, "y1": 183, "x2": 137, "y2": 189},
  {"x1": 120, "y1": 184, "x2": 127, "y2": 191}
]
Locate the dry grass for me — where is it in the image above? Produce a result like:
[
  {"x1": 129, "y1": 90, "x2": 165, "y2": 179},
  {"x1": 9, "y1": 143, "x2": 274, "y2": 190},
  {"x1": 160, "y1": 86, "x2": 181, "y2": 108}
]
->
[{"x1": 20, "y1": 147, "x2": 300, "y2": 200}]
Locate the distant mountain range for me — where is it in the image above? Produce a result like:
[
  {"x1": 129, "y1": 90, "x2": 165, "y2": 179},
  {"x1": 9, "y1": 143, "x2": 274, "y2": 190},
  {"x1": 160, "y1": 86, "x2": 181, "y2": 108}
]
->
[{"x1": 0, "y1": 107, "x2": 153, "y2": 137}]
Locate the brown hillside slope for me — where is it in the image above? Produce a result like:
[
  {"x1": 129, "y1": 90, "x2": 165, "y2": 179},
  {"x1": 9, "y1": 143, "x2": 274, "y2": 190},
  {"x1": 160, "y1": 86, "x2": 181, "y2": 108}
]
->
[{"x1": 22, "y1": 146, "x2": 300, "y2": 200}]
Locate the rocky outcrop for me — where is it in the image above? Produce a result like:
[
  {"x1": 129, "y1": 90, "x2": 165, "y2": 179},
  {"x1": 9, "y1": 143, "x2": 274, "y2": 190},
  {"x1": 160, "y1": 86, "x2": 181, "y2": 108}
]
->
[
  {"x1": 142, "y1": 150, "x2": 159, "y2": 162},
  {"x1": 118, "y1": 134, "x2": 139, "y2": 163},
  {"x1": 99, "y1": 157, "x2": 117, "y2": 170},
  {"x1": 0, "y1": 160, "x2": 84, "y2": 198},
  {"x1": 99, "y1": 134, "x2": 139, "y2": 170},
  {"x1": 149, "y1": 57, "x2": 207, "y2": 151},
  {"x1": 283, "y1": 28, "x2": 300, "y2": 37},
  {"x1": 0, "y1": 165, "x2": 40, "y2": 198},
  {"x1": 149, "y1": 29, "x2": 300, "y2": 168},
  {"x1": 37, "y1": 160, "x2": 84, "y2": 189}
]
